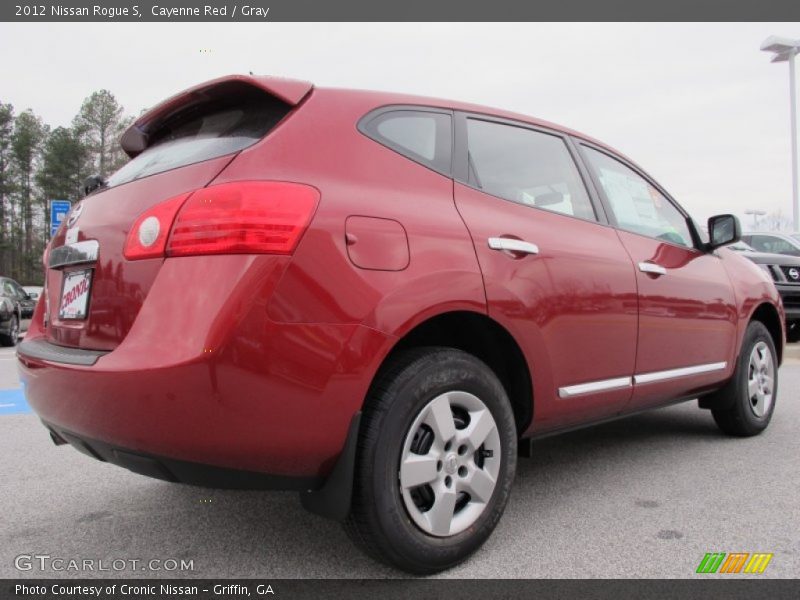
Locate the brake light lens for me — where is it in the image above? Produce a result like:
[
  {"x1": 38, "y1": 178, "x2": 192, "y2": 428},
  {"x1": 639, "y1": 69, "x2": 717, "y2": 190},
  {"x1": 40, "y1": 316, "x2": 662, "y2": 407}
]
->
[
  {"x1": 168, "y1": 181, "x2": 319, "y2": 257},
  {"x1": 123, "y1": 182, "x2": 319, "y2": 260}
]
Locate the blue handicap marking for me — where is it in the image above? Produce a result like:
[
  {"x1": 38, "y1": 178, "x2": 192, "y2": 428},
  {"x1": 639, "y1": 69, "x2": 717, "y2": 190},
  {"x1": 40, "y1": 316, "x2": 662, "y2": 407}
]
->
[{"x1": 0, "y1": 388, "x2": 31, "y2": 415}]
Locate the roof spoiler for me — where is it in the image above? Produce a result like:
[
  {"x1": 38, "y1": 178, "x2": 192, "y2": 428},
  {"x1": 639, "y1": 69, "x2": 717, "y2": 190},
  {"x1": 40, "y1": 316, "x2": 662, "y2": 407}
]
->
[{"x1": 120, "y1": 74, "x2": 313, "y2": 158}]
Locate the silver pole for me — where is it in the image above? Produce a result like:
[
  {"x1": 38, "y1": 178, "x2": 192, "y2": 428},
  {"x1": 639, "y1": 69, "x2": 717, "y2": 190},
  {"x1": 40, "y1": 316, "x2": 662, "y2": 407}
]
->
[{"x1": 790, "y1": 50, "x2": 799, "y2": 231}]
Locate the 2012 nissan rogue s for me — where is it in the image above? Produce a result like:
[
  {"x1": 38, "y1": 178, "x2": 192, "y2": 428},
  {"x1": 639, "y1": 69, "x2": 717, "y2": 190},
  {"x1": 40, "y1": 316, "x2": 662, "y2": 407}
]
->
[{"x1": 17, "y1": 75, "x2": 785, "y2": 574}]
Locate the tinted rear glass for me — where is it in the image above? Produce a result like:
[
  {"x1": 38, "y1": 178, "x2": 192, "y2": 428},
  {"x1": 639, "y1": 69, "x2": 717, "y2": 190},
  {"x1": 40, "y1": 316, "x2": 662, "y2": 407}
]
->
[
  {"x1": 359, "y1": 109, "x2": 452, "y2": 175},
  {"x1": 106, "y1": 92, "x2": 290, "y2": 188}
]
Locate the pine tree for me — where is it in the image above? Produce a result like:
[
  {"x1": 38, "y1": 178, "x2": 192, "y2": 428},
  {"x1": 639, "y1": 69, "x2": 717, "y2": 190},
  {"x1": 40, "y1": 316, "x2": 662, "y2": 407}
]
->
[
  {"x1": 10, "y1": 110, "x2": 46, "y2": 282},
  {"x1": 73, "y1": 90, "x2": 127, "y2": 179},
  {"x1": 0, "y1": 103, "x2": 14, "y2": 275}
]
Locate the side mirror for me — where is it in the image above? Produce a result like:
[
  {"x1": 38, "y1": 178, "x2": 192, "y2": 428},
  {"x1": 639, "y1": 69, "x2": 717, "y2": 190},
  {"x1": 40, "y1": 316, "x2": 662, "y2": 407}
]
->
[{"x1": 707, "y1": 214, "x2": 741, "y2": 250}]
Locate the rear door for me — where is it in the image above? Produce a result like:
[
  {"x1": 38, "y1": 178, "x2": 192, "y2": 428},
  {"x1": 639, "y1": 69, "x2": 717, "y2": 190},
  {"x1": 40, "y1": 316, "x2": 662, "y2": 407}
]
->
[
  {"x1": 578, "y1": 143, "x2": 738, "y2": 409},
  {"x1": 452, "y1": 114, "x2": 638, "y2": 432},
  {"x1": 44, "y1": 79, "x2": 301, "y2": 350}
]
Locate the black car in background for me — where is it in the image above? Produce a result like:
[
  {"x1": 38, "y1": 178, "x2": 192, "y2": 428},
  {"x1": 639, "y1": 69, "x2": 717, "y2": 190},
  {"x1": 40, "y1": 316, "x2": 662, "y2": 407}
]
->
[
  {"x1": 0, "y1": 276, "x2": 36, "y2": 346},
  {"x1": 728, "y1": 242, "x2": 800, "y2": 342}
]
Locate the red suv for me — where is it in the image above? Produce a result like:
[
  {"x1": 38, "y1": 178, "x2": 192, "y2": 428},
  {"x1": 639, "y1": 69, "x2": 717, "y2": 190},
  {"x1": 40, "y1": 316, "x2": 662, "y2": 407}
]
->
[{"x1": 18, "y1": 75, "x2": 784, "y2": 574}]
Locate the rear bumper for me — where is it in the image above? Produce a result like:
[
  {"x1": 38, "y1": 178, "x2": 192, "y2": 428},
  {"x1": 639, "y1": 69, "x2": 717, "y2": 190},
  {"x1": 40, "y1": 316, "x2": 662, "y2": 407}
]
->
[
  {"x1": 44, "y1": 421, "x2": 319, "y2": 490},
  {"x1": 17, "y1": 255, "x2": 392, "y2": 484},
  {"x1": 19, "y1": 319, "x2": 388, "y2": 484}
]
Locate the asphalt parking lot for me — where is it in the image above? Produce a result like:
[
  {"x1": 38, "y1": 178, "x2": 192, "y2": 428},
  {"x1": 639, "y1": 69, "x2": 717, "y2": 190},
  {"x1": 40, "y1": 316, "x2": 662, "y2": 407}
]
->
[{"x1": 1, "y1": 343, "x2": 798, "y2": 579}]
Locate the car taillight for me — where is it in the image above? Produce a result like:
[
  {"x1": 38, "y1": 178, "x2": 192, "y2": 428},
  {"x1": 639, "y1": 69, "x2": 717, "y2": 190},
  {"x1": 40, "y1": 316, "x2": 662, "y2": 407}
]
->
[
  {"x1": 124, "y1": 193, "x2": 191, "y2": 260},
  {"x1": 123, "y1": 182, "x2": 319, "y2": 260}
]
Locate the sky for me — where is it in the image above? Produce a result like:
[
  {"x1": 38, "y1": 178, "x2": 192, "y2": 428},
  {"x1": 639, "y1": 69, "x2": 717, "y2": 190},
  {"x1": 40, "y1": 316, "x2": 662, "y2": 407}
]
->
[{"x1": 0, "y1": 22, "x2": 798, "y2": 229}]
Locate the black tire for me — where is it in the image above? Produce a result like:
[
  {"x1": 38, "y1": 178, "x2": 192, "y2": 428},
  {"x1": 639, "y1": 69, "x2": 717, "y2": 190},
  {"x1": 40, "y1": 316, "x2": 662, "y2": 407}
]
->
[
  {"x1": 0, "y1": 314, "x2": 19, "y2": 347},
  {"x1": 787, "y1": 323, "x2": 800, "y2": 344},
  {"x1": 710, "y1": 321, "x2": 778, "y2": 437},
  {"x1": 344, "y1": 347, "x2": 517, "y2": 574}
]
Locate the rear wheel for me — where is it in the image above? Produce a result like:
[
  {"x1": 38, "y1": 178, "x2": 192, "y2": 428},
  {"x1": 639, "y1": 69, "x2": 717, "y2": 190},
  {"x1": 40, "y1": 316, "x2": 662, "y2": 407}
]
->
[
  {"x1": 711, "y1": 321, "x2": 778, "y2": 437},
  {"x1": 345, "y1": 347, "x2": 517, "y2": 574},
  {"x1": 787, "y1": 322, "x2": 799, "y2": 344},
  {"x1": 0, "y1": 314, "x2": 19, "y2": 347}
]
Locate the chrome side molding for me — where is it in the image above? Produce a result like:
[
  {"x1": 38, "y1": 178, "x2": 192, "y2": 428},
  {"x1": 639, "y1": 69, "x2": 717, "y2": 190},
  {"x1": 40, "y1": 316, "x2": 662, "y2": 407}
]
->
[
  {"x1": 558, "y1": 376, "x2": 632, "y2": 399},
  {"x1": 558, "y1": 361, "x2": 728, "y2": 398},
  {"x1": 48, "y1": 240, "x2": 99, "y2": 269},
  {"x1": 634, "y1": 362, "x2": 727, "y2": 384}
]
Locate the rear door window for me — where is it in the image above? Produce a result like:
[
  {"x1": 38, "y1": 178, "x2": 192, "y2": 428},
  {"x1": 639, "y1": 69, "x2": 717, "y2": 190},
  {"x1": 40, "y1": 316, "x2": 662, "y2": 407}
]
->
[
  {"x1": 360, "y1": 109, "x2": 452, "y2": 174},
  {"x1": 465, "y1": 118, "x2": 597, "y2": 221},
  {"x1": 582, "y1": 146, "x2": 693, "y2": 248}
]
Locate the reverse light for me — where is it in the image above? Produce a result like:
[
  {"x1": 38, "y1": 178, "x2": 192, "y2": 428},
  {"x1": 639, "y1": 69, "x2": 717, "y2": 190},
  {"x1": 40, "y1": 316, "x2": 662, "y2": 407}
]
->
[
  {"x1": 124, "y1": 193, "x2": 191, "y2": 260},
  {"x1": 123, "y1": 182, "x2": 319, "y2": 260}
]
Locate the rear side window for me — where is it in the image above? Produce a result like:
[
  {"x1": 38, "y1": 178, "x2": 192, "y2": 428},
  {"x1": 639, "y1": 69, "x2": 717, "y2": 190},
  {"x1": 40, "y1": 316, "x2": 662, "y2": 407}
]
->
[
  {"x1": 360, "y1": 109, "x2": 452, "y2": 174},
  {"x1": 466, "y1": 118, "x2": 597, "y2": 221},
  {"x1": 106, "y1": 91, "x2": 291, "y2": 188}
]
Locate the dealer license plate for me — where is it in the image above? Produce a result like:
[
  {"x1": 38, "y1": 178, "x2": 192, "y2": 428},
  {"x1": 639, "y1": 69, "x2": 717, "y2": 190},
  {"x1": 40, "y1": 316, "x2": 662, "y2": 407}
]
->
[{"x1": 59, "y1": 269, "x2": 93, "y2": 320}]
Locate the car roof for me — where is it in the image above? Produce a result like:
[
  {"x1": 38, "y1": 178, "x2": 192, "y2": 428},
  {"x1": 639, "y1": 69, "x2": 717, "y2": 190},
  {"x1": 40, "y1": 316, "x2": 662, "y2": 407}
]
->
[
  {"x1": 318, "y1": 84, "x2": 637, "y2": 164},
  {"x1": 123, "y1": 74, "x2": 639, "y2": 168}
]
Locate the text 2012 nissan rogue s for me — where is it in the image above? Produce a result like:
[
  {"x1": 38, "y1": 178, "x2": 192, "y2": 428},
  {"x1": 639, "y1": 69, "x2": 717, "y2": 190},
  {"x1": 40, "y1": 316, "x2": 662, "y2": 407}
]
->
[{"x1": 18, "y1": 75, "x2": 785, "y2": 574}]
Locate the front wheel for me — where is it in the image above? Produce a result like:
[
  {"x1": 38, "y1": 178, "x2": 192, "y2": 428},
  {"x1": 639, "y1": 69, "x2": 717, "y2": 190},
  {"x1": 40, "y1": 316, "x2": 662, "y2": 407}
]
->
[
  {"x1": 711, "y1": 321, "x2": 778, "y2": 437},
  {"x1": 344, "y1": 347, "x2": 517, "y2": 574}
]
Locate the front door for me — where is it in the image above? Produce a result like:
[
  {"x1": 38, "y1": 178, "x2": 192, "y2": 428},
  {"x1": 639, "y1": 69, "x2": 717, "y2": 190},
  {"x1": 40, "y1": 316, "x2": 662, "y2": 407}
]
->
[{"x1": 579, "y1": 144, "x2": 738, "y2": 408}]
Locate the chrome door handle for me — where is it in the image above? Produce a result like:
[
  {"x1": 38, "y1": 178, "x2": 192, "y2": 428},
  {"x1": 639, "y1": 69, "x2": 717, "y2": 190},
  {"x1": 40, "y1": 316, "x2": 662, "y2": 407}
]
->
[
  {"x1": 638, "y1": 262, "x2": 667, "y2": 275},
  {"x1": 488, "y1": 237, "x2": 539, "y2": 255}
]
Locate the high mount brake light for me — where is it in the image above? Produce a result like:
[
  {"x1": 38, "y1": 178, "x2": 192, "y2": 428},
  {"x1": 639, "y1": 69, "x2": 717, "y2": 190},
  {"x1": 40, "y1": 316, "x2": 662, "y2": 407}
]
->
[{"x1": 123, "y1": 182, "x2": 319, "y2": 260}]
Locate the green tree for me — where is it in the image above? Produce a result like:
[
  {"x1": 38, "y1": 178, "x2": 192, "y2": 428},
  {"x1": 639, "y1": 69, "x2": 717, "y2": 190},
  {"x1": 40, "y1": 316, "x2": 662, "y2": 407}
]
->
[
  {"x1": 0, "y1": 102, "x2": 14, "y2": 275},
  {"x1": 11, "y1": 110, "x2": 46, "y2": 281},
  {"x1": 73, "y1": 90, "x2": 128, "y2": 178},
  {"x1": 36, "y1": 126, "x2": 89, "y2": 214}
]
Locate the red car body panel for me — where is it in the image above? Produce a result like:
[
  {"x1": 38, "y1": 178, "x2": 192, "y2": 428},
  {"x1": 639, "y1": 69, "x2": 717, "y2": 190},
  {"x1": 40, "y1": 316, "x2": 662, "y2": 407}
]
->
[
  {"x1": 453, "y1": 182, "x2": 639, "y2": 431},
  {"x1": 18, "y1": 77, "x2": 786, "y2": 486}
]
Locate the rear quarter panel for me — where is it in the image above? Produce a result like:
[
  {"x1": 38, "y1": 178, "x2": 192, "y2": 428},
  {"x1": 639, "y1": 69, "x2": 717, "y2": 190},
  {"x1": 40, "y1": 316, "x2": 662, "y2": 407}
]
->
[{"x1": 212, "y1": 88, "x2": 487, "y2": 335}]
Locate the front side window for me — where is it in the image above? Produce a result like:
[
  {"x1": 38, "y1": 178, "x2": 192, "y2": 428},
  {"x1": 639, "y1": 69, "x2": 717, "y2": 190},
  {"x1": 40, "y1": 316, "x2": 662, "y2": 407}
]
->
[
  {"x1": 360, "y1": 110, "x2": 452, "y2": 174},
  {"x1": 583, "y1": 146, "x2": 693, "y2": 248},
  {"x1": 465, "y1": 119, "x2": 596, "y2": 221}
]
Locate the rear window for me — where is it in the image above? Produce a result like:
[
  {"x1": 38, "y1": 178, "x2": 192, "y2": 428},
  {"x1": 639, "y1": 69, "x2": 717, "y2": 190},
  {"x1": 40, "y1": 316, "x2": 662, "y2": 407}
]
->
[{"x1": 106, "y1": 91, "x2": 291, "y2": 188}]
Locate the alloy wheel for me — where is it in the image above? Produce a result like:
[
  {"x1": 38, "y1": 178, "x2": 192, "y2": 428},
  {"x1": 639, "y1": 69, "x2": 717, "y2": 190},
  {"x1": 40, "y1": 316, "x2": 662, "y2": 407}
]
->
[
  {"x1": 399, "y1": 391, "x2": 501, "y2": 537},
  {"x1": 747, "y1": 341, "x2": 775, "y2": 418}
]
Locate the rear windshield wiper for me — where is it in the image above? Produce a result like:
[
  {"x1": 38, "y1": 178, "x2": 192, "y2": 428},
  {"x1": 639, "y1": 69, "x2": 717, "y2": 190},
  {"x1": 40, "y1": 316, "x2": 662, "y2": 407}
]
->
[{"x1": 83, "y1": 175, "x2": 107, "y2": 196}]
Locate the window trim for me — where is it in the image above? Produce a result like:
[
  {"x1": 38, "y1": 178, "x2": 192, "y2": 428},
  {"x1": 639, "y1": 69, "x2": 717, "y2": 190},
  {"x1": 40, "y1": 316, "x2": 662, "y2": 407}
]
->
[
  {"x1": 453, "y1": 111, "x2": 609, "y2": 226},
  {"x1": 357, "y1": 105, "x2": 454, "y2": 178},
  {"x1": 575, "y1": 141, "x2": 704, "y2": 252}
]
